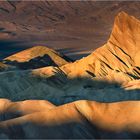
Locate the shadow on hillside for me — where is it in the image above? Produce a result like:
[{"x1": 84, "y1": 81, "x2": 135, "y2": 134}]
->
[
  {"x1": 3, "y1": 54, "x2": 59, "y2": 70},
  {"x1": 0, "y1": 66, "x2": 138, "y2": 105},
  {"x1": 0, "y1": 69, "x2": 140, "y2": 139},
  {"x1": 56, "y1": 47, "x2": 90, "y2": 60},
  {"x1": 0, "y1": 67, "x2": 140, "y2": 104},
  {"x1": 33, "y1": 67, "x2": 140, "y2": 104},
  {"x1": 1, "y1": 118, "x2": 139, "y2": 139}
]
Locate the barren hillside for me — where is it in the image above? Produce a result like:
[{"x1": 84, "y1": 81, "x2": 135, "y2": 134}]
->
[{"x1": 1, "y1": 1, "x2": 140, "y2": 59}]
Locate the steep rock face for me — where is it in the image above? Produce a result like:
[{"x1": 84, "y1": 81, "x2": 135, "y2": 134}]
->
[
  {"x1": 61, "y1": 12, "x2": 140, "y2": 82},
  {"x1": 33, "y1": 12, "x2": 140, "y2": 83},
  {"x1": 108, "y1": 12, "x2": 140, "y2": 66},
  {"x1": 4, "y1": 46, "x2": 70, "y2": 69}
]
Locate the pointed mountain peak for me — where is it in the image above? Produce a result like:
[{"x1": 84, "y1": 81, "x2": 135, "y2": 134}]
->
[
  {"x1": 108, "y1": 11, "x2": 140, "y2": 60},
  {"x1": 117, "y1": 11, "x2": 131, "y2": 18},
  {"x1": 113, "y1": 11, "x2": 140, "y2": 31},
  {"x1": 3, "y1": 46, "x2": 70, "y2": 68}
]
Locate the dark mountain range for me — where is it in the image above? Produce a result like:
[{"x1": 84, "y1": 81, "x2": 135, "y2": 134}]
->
[{"x1": 1, "y1": 1, "x2": 140, "y2": 59}]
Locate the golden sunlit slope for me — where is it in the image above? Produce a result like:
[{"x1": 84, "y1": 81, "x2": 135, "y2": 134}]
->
[
  {"x1": 32, "y1": 12, "x2": 140, "y2": 83},
  {"x1": 1, "y1": 99, "x2": 140, "y2": 138},
  {"x1": 4, "y1": 46, "x2": 69, "y2": 67}
]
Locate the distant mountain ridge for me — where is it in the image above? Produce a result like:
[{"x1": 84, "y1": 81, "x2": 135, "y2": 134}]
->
[{"x1": 1, "y1": 1, "x2": 140, "y2": 59}]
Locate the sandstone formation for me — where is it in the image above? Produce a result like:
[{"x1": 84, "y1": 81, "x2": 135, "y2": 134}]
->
[
  {"x1": 0, "y1": 99, "x2": 140, "y2": 138},
  {"x1": 1, "y1": 11, "x2": 140, "y2": 139},
  {"x1": 32, "y1": 12, "x2": 140, "y2": 84},
  {"x1": 3, "y1": 46, "x2": 70, "y2": 69}
]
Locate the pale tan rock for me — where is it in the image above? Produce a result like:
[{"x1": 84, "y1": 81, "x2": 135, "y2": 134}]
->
[
  {"x1": 32, "y1": 12, "x2": 140, "y2": 84},
  {"x1": 0, "y1": 99, "x2": 12, "y2": 113},
  {"x1": 1, "y1": 99, "x2": 140, "y2": 133},
  {"x1": 4, "y1": 46, "x2": 69, "y2": 66},
  {"x1": 0, "y1": 99, "x2": 56, "y2": 115}
]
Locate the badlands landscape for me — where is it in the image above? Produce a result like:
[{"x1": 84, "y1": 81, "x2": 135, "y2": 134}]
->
[{"x1": 0, "y1": 1, "x2": 140, "y2": 139}]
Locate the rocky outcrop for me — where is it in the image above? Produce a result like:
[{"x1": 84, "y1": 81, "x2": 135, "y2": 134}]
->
[{"x1": 32, "y1": 12, "x2": 140, "y2": 83}]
